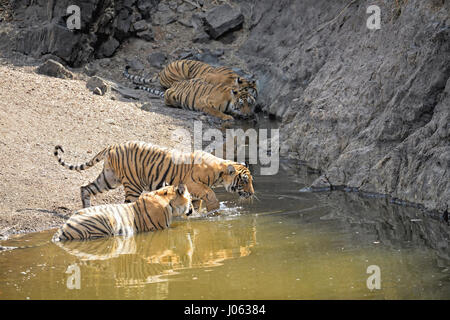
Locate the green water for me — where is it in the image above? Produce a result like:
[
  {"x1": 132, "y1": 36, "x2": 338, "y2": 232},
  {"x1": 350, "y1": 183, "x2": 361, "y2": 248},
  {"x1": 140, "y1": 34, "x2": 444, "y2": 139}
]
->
[{"x1": 0, "y1": 160, "x2": 449, "y2": 299}]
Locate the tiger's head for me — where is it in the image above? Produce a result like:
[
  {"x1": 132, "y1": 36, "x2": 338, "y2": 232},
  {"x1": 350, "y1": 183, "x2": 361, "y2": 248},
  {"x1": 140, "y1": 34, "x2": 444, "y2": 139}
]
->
[
  {"x1": 222, "y1": 163, "x2": 255, "y2": 199},
  {"x1": 236, "y1": 77, "x2": 258, "y2": 100},
  {"x1": 155, "y1": 184, "x2": 194, "y2": 216},
  {"x1": 230, "y1": 88, "x2": 255, "y2": 119}
]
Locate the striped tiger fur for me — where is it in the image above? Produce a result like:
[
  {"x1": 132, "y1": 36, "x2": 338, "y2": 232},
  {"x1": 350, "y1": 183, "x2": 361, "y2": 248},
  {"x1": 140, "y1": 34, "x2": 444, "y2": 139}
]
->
[
  {"x1": 52, "y1": 184, "x2": 193, "y2": 241},
  {"x1": 54, "y1": 141, "x2": 254, "y2": 212},
  {"x1": 124, "y1": 59, "x2": 258, "y2": 100},
  {"x1": 136, "y1": 78, "x2": 254, "y2": 120}
]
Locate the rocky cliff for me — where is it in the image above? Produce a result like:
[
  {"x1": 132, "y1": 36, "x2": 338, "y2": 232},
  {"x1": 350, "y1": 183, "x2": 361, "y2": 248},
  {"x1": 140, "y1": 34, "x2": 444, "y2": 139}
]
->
[
  {"x1": 3, "y1": 0, "x2": 159, "y2": 67},
  {"x1": 238, "y1": 0, "x2": 449, "y2": 214}
]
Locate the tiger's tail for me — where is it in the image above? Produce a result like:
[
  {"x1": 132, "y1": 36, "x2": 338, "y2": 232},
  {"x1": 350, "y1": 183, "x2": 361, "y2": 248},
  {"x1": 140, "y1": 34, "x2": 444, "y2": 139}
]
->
[
  {"x1": 123, "y1": 66, "x2": 155, "y2": 85},
  {"x1": 54, "y1": 145, "x2": 110, "y2": 172},
  {"x1": 137, "y1": 85, "x2": 165, "y2": 98}
]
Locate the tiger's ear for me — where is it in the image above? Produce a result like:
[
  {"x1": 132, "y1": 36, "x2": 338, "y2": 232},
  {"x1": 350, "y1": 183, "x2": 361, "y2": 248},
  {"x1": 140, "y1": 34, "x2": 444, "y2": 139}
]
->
[
  {"x1": 241, "y1": 161, "x2": 249, "y2": 168},
  {"x1": 235, "y1": 77, "x2": 243, "y2": 85},
  {"x1": 227, "y1": 164, "x2": 236, "y2": 175},
  {"x1": 177, "y1": 184, "x2": 186, "y2": 195}
]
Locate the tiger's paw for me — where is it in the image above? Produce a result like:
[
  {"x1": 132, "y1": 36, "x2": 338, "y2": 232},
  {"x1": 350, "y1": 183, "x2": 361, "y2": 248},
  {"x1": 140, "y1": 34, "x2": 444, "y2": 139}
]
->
[
  {"x1": 221, "y1": 117, "x2": 234, "y2": 129},
  {"x1": 222, "y1": 114, "x2": 234, "y2": 121}
]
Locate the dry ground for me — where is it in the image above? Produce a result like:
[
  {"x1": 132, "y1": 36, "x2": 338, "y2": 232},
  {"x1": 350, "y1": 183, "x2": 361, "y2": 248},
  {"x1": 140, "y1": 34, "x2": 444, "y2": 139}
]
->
[{"x1": 0, "y1": 63, "x2": 218, "y2": 239}]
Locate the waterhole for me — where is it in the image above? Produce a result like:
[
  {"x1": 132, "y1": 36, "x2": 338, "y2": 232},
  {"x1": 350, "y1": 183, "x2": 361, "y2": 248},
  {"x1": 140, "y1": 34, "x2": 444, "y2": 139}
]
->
[{"x1": 0, "y1": 157, "x2": 448, "y2": 299}]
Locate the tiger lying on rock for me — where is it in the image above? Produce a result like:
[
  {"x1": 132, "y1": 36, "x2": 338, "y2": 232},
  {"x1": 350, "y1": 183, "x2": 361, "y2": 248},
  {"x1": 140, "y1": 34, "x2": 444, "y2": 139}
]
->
[
  {"x1": 52, "y1": 184, "x2": 193, "y2": 241},
  {"x1": 54, "y1": 141, "x2": 255, "y2": 212}
]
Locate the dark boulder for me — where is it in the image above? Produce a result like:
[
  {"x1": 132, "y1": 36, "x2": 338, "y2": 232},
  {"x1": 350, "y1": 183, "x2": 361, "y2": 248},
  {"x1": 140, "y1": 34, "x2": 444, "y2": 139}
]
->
[
  {"x1": 203, "y1": 4, "x2": 244, "y2": 39},
  {"x1": 115, "y1": 8, "x2": 134, "y2": 40},
  {"x1": 136, "y1": 0, "x2": 159, "y2": 19},
  {"x1": 133, "y1": 20, "x2": 149, "y2": 32},
  {"x1": 126, "y1": 58, "x2": 145, "y2": 70},
  {"x1": 97, "y1": 37, "x2": 120, "y2": 58},
  {"x1": 194, "y1": 48, "x2": 224, "y2": 65},
  {"x1": 137, "y1": 29, "x2": 154, "y2": 41},
  {"x1": 147, "y1": 52, "x2": 167, "y2": 68}
]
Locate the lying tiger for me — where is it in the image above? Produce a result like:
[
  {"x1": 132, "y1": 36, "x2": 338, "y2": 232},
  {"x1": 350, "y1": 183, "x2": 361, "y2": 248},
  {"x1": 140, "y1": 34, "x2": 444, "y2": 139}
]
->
[
  {"x1": 124, "y1": 59, "x2": 258, "y2": 100},
  {"x1": 54, "y1": 141, "x2": 254, "y2": 212},
  {"x1": 52, "y1": 184, "x2": 193, "y2": 241},
  {"x1": 134, "y1": 78, "x2": 254, "y2": 120}
]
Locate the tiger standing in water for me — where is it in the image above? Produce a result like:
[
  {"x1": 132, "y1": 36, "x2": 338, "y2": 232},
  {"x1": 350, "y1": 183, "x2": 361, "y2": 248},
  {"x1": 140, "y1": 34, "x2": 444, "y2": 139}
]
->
[
  {"x1": 52, "y1": 184, "x2": 193, "y2": 241},
  {"x1": 54, "y1": 141, "x2": 255, "y2": 212}
]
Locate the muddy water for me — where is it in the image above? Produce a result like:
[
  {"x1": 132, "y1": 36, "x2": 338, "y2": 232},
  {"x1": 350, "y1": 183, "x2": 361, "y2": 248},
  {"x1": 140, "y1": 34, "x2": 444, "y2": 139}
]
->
[{"x1": 0, "y1": 158, "x2": 449, "y2": 300}]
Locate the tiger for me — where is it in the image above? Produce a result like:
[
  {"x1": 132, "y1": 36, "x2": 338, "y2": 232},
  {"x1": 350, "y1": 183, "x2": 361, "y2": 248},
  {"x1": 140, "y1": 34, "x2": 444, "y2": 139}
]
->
[
  {"x1": 200, "y1": 66, "x2": 258, "y2": 101},
  {"x1": 136, "y1": 78, "x2": 254, "y2": 120},
  {"x1": 52, "y1": 184, "x2": 193, "y2": 241},
  {"x1": 123, "y1": 59, "x2": 258, "y2": 100},
  {"x1": 54, "y1": 141, "x2": 255, "y2": 212}
]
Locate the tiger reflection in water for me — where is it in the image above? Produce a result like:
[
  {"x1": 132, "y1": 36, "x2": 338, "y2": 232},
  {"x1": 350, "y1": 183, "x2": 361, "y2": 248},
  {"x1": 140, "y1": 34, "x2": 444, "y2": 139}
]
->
[{"x1": 54, "y1": 217, "x2": 257, "y2": 290}]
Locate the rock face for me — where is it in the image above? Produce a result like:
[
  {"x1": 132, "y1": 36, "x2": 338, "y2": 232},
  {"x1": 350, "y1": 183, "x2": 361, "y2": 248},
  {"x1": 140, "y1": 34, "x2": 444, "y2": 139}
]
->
[
  {"x1": 238, "y1": 0, "x2": 450, "y2": 213},
  {"x1": 9, "y1": 0, "x2": 160, "y2": 67}
]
